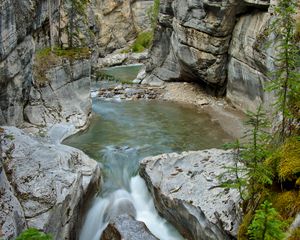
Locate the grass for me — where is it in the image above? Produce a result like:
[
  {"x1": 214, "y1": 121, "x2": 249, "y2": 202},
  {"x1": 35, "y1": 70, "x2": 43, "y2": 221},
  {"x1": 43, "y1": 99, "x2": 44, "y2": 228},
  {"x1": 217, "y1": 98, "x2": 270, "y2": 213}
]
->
[
  {"x1": 131, "y1": 31, "x2": 153, "y2": 53},
  {"x1": 33, "y1": 47, "x2": 90, "y2": 86}
]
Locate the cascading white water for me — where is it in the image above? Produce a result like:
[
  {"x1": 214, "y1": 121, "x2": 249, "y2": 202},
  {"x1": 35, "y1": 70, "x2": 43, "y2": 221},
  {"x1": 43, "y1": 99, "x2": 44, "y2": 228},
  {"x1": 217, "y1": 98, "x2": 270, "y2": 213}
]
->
[
  {"x1": 80, "y1": 176, "x2": 183, "y2": 240},
  {"x1": 64, "y1": 97, "x2": 232, "y2": 239}
]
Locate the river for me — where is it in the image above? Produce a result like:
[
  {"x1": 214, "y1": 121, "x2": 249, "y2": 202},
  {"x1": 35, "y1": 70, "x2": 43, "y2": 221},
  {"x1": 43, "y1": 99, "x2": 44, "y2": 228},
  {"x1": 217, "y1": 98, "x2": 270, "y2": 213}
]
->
[{"x1": 63, "y1": 66, "x2": 233, "y2": 239}]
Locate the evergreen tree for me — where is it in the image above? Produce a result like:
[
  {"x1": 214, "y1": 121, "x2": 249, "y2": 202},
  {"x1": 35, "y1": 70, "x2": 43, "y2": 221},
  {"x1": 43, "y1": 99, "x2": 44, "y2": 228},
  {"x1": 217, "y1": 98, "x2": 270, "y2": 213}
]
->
[
  {"x1": 218, "y1": 140, "x2": 248, "y2": 201},
  {"x1": 248, "y1": 201, "x2": 286, "y2": 240},
  {"x1": 242, "y1": 105, "x2": 273, "y2": 184},
  {"x1": 268, "y1": 0, "x2": 300, "y2": 141}
]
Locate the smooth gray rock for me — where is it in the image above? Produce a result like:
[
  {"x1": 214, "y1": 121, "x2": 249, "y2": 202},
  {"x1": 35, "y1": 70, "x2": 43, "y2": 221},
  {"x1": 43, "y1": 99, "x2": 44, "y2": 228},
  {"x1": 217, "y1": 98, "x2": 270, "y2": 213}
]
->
[
  {"x1": 227, "y1": 11, "x2": 276, "y2": 112},
  {"x1": 101, "y1": 214, "x2": 158, "y2": 240},
  {"x1": 139, "y1": 149, "x2": 242, "y2": 240},
  {"x1": 24, "y1": 59, "x2": 92, "y2": 129},
  {"x1": 143, "y1": 0, "x2": 271, "y2": 95},
  {"x1": 0, "y1": 127, "x2": 101, "y2": 240}
]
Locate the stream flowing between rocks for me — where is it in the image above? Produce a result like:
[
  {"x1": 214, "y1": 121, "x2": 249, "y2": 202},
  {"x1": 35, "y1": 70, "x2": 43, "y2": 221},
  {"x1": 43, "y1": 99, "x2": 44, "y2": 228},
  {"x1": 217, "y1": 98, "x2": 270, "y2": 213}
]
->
[{"x1": 63, "y1": 66, "x2": 234, "y2": 240}]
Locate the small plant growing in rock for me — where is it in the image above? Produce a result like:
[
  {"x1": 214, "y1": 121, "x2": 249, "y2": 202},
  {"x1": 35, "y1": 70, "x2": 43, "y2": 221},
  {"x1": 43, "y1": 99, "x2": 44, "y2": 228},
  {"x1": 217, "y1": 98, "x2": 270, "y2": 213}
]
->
[
  {"x1": 248, "y1": 201, "x2": 286, "y2": 240},
  {"x1": 16, "y1": 228, "x2": 52, "y2": 240}
]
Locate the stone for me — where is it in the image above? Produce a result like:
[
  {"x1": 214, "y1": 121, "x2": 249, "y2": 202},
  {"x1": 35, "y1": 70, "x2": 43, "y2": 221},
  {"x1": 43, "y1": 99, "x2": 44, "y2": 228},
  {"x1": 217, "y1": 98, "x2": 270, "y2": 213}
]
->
[
  {"x1": 24, "y1": 59, "x2": 92, "y2": 129},
  {"x1": 92, "y1": 0, "x2": 153, "y2": 57},
  {"x1": 142, "y1": 0, "x2": 271, "y2": 96},
  {"x1": 101, "y1": 214, "x2": 158, "y2": 240},
  {"x1": 0, "y1": 127, "x2": 101, "y2": 240},
  {"x1": 227, "y1": 11, "x2": 276, "y2": 112},
  {"x1": 139, "y1": 149, "x2": 242, "y2": 240}
]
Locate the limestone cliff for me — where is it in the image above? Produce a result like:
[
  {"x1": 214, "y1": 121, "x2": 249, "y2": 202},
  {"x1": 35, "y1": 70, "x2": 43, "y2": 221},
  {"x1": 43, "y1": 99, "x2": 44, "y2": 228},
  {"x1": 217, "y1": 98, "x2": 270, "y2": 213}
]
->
[
  {"x1": 92, "y1": 0, "x2": 153, "y2": 57},
  {"x1": 142, "y1": 0, "x2": 275, "y2": 111},
  {"x1": 0, "y1": 1, "x2": 101, "y2": 239}
]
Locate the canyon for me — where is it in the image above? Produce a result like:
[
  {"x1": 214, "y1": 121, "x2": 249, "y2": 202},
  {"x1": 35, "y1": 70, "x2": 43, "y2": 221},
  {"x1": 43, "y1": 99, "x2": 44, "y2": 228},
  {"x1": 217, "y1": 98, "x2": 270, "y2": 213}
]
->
[{"x1": 0, "y1": 0, "x2": 296, "y2": 239}]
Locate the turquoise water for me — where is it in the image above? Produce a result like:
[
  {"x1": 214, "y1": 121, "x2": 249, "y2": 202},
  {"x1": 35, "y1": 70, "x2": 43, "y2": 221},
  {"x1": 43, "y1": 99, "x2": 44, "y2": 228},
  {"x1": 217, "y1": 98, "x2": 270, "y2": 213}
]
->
[
  {"x1": 97, "y1": 64, "x2": 142, "y2": 83},
  {"x1": 64, "y1": 76, "x2": 233, "y2": 239},
  {"x1": 64, "y1": 99, "x2": 232, "y2": 195}
]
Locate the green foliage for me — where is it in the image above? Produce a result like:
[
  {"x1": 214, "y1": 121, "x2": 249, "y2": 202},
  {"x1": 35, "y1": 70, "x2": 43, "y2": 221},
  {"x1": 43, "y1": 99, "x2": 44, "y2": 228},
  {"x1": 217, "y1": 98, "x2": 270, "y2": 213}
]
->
[
  {"x1": 131, "y1": 31, "x2": 153, "y2": 53},
  {"x1": 267, "y1": 0, "x2": 300, "y2": 142},
  {"x1": 147, "y1": 0, "x2": 160, "y2": 30},
  {"x1": 16, "y1": 228, "x2": 52, "y2": 240},
  {"x1": 248, "y1": 201, "x2": 286, "y2": 240}
]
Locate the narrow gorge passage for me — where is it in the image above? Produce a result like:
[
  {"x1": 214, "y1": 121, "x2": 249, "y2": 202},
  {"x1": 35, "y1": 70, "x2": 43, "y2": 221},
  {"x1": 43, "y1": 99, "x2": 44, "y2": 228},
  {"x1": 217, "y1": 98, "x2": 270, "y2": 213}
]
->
[{"x1": 63, "y1": 67, "x2": 234, "y2": 240}]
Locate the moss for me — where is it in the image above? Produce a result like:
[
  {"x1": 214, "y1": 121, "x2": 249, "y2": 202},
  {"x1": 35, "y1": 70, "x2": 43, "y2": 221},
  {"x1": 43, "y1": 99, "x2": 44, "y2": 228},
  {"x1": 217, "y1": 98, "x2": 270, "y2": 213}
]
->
[
  {"x1": 272, "y1": 191, "x2": 300, "y2": 219},
  {"x1": 238, "y1": 210, "x2": 254, "y2": 240},
  {"x1": 33, "y1": 47, "x2": 90, "y2": 86},
  {"x1": 295, "y1": 16, "x2": 300, "y2": 41},
  {"x1": 266, "y1": 137, "x2": 300, "y2": 182},
  {"x1": 288, "y1": 227, "x2": 300, "y2": 240},
  {"x1": 131, "y1": 31, "x2": 153, "y2": 53}
]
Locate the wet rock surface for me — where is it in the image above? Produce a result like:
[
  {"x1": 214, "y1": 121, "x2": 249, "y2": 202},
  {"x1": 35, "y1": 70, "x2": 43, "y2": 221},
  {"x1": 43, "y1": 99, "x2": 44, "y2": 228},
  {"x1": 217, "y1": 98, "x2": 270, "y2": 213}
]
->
[
  {"x1": 139, "y1": 149, "x2": 242, "y2": 240},
  {"x1": 96, "y1": 83, "x2": 164, "y2": 101},
  {"x1": 0, "y1": 126, "x2": 101, "y2": 239},
  {"x1": 101, "y1": 214, "x2": 158, "y2": 240}
]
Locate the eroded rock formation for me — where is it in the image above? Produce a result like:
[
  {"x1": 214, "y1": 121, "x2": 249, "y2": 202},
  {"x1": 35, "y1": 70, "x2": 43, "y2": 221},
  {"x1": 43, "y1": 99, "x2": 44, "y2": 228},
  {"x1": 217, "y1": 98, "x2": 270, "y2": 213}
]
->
[
  {"x1": 140, "y1": 150, "x2": 242, "y2": 240},
  {"x1": 142, "y1": 0, "x2": 275, "y2": 111},
  {"x1": 92, "y1": 0, "x2": 153, "y2": 57},
  {"x1": 0, "y1": 127, "x2": 101, "y2": 239}
]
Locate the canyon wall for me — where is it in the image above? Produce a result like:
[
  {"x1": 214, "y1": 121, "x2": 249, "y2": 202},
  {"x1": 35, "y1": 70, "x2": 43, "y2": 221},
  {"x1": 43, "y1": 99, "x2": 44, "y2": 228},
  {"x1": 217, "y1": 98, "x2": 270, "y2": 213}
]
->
[
  {"x1": 142, "y1": 0, "x2": 275, "y2": 111},
  {"x1": 92, "y1": 0, "x2": 153, "y2": 57}
]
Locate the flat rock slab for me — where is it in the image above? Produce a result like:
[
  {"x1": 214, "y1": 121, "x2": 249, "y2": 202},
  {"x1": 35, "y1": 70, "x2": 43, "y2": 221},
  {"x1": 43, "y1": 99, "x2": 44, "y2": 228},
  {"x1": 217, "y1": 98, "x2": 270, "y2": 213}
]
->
[
  {"x1": 101, "y1": 214, "x2": 158, "y2": 240},
  {"x1": 139, "y1": 149, "x2": 242, "y2": 240}
]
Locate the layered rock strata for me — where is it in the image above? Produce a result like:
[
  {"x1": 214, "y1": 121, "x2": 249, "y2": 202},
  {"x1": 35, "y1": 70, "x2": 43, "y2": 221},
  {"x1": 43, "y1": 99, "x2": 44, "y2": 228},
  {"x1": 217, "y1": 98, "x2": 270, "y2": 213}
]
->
[
  {"x1": 24, "y1": 58, "x2": 92, "y2": 128},
  {"x1": 142, "y1": 0, "x2": 275, "y2": 109},
  {"x1": 92, "y1": 0, "x2": 153, "y2": 57},
  {"x1": 140, "y1": 150, "x2": 242, "y2": 240}
]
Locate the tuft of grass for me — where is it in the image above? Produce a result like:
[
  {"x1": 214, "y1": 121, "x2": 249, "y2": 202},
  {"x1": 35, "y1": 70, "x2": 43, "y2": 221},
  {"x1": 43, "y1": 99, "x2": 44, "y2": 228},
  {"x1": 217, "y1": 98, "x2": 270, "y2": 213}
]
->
[{"x1": 131, "y1": 31, "x2": 153, "y2": 53}]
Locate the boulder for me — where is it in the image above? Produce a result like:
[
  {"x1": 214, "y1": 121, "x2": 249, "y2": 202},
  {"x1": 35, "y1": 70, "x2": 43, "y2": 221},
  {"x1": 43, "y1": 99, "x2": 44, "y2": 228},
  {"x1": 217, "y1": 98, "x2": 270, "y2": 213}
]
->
[
  {"x1": 139, "y1": 149, "x2": 242, "y2": 240},
  {"x1": 101, "y1": 214, "x2": 158, "y2": 240},
  {"x1": 0, "y1": 126, "x2": 101, "y2": 240}
]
